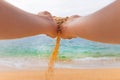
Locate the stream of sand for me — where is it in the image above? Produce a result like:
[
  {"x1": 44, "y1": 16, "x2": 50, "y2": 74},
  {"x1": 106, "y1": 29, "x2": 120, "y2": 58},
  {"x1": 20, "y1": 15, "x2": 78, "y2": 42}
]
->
[{"x1": 46, "y1": 16, "x2": 68, "y2": 80}]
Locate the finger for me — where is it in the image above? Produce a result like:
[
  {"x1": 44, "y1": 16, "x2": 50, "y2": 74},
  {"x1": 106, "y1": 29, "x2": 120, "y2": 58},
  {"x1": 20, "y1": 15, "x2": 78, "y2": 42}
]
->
[
  {"x1": 38, "y1": 11, "x2": 51, "y2": 16},
  {"x1": 71, "y1": 15, "x2": 81, "y2": 18},
  {"x1": 46, "y1": 31, "x2": 57, "y2": 38},
  {"x1": 68, "y1": 15, "x2": 81, "y2": 20},
  {"x1": 63, "y1": 37, "x2": 73, "y2": 39},
  {"x1": 61, "y1": 36, "x2": 73, "y2": 39},
  {"x1": 38, "y1": 11, "x2": 52, "y2": 18},
  {"x1": 46, "y1": 34, "x2": 56, "y2": 38}
]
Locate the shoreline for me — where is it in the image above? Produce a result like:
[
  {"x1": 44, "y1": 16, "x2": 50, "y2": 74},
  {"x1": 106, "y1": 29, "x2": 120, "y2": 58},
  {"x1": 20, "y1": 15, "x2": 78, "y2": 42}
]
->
[
  {"x1": 0, "y1": 57, "x2": 120, "y2": 70},
  {"x1": 0, "y1": 57, "x2": 120, "y2": 80}
]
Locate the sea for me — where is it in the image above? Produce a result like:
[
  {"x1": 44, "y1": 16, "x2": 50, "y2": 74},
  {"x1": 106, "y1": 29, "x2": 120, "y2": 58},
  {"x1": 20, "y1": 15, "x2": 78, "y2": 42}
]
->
[{"x1": 0, "y1": 35, "x2": 120, "y2": 69}]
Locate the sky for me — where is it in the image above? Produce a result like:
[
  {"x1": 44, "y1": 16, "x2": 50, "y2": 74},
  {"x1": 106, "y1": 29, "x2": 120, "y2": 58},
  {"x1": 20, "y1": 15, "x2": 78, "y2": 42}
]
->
[{"x1": 6, "y1": 0, "x2": 115, "y2": 16}]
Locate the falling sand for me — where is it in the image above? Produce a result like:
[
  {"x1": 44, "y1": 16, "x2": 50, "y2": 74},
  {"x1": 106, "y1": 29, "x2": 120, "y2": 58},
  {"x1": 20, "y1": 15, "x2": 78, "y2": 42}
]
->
[{"x1": 46, "y1": 16, "x2": 69, "y2": 80}]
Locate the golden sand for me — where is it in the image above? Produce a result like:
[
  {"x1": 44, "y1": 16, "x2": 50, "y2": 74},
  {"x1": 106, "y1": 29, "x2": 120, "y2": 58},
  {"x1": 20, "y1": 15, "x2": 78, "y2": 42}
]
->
[
  {"x1": 46, "y1": 16, "x2": 69, "y2": 80},
  {"x1": 46, "y1": 33, "x2": 61, "y2": 80},
  {"x1": 0, "y1": 68, "x2": 120, "y2": 80}
]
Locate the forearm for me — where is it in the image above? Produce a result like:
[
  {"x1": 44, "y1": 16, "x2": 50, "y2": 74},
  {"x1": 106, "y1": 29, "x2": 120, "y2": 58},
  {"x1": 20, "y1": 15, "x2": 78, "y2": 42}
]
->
[
  {"x1": 0, "y1": 1, "x2": 47, "y2": 39},
  {"x1": 76, "y1": 1, "x2": 120, "y2": 44}
]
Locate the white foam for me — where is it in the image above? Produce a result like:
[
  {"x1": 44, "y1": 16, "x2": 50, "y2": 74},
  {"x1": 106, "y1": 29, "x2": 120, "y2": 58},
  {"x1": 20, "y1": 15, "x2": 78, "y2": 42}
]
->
[{"x1": 0, "y1": 57, "x2": 120, "y2": 70}]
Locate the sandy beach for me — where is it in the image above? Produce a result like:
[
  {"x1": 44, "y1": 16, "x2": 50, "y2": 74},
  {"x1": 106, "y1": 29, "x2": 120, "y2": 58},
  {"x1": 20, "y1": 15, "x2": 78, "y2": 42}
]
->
[{"x1": 0, "y1": 68, "x2": 120, "y2": 80}]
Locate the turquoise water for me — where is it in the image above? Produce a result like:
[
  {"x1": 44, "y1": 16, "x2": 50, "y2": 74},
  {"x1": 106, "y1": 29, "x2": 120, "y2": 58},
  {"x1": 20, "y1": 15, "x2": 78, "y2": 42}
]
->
[{"x1": 0, "y1": 35, "x2": 120, "y2": 60}]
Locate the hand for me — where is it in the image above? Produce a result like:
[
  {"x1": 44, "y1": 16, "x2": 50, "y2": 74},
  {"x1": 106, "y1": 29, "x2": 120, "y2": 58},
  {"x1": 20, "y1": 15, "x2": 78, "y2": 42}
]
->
[
  {"x1": 37, "y1": 11, "x2": 57, "y2": 38},
  {"x1": 61, "y1": 15, "x2": 81, "y2": 39}
]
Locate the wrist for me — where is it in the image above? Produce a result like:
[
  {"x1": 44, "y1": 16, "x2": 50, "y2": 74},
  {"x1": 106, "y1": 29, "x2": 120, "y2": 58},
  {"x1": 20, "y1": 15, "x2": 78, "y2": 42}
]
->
[{"x1": 73, "y1": 17, "x2": 89, "y2": 38}]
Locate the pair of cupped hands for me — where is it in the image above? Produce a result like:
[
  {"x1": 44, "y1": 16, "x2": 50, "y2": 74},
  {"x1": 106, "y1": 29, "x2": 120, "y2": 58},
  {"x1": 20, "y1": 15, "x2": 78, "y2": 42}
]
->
[{"x1": 38, "y1": 11, "x2": 81, "y2": 39}]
